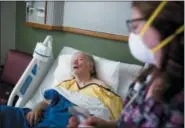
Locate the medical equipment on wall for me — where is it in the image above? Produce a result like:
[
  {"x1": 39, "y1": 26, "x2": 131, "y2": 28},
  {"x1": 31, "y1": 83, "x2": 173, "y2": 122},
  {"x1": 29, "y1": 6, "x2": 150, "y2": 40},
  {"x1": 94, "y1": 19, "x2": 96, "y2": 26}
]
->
[{"x1": 7, "y1": 35, "x2": 54, "y2": 107}]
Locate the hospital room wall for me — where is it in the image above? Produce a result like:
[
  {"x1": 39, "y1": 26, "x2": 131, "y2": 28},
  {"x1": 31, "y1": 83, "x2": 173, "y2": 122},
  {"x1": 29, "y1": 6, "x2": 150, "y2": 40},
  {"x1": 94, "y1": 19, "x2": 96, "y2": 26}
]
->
[
  {"x1": 15, "y1": 2, "x2": 141, "y2": 65},
  {"x1": 0, "y1": 2, "x2": 16, "y2": 64}
]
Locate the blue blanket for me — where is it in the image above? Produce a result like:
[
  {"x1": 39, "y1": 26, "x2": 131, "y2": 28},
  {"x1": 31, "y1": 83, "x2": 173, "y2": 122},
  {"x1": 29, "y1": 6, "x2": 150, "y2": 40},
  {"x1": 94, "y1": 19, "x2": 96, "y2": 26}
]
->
[{"x1": 0, "y1": 89, "x2": 73, "y2": 128}]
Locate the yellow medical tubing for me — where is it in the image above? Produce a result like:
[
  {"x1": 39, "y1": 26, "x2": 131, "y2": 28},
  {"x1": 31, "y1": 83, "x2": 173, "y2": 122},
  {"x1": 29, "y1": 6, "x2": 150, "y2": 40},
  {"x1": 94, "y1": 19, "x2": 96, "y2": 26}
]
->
[
  {"x1": 151, "y1": 25, "x2": 184, "y2": 53},
  {"x1": 139, "y1": 1, "x2": 167, "y2": 37}
]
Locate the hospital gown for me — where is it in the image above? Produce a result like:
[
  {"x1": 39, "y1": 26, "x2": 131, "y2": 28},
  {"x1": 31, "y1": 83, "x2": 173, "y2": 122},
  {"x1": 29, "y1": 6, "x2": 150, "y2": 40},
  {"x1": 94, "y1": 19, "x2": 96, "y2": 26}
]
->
[{"x1": 57, "y1": 79, "x2": 123, "y2": 120}]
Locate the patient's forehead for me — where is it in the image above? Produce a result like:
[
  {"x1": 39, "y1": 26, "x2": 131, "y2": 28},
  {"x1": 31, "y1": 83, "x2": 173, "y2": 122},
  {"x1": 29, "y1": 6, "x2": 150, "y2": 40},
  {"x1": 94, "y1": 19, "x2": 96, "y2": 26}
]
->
[{"x1": 73, "y1": 52, "x2": 89, "y2": 60}]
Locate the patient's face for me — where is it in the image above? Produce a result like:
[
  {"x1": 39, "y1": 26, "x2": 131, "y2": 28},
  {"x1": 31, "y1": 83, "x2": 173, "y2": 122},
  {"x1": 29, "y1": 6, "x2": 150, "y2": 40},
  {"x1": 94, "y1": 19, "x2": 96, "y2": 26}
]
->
[{"x1": 71, "y1": 52, "x2": 92, "y2": 76}]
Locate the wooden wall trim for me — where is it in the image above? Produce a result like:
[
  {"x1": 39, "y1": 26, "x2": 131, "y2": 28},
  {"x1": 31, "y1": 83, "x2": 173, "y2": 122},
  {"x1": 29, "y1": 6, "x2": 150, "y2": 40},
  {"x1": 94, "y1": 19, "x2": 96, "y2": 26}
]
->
[
  {"x1": 24, "y1": 22, "x2": 128, "y2": 42},
  {"x1": 63, "y1": 27, "x2": 128, "y2": 42},
  {"x1": 25, "y1": 22, "x2": 53, "y2": 30}
]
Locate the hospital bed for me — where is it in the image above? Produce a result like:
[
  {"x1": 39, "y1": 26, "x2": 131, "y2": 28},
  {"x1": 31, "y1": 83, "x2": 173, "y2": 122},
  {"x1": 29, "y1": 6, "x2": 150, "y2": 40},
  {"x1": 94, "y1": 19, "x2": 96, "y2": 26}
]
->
[{"x1": 7, "y1": 35, "x2": 142, "y2": 115}]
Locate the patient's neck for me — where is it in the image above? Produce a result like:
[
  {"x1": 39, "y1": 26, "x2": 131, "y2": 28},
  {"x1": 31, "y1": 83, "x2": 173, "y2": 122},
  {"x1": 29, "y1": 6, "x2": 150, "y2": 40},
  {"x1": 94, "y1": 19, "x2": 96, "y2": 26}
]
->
[{"x1": 75, "y1": 74, "x2": 92, "y2": 87}]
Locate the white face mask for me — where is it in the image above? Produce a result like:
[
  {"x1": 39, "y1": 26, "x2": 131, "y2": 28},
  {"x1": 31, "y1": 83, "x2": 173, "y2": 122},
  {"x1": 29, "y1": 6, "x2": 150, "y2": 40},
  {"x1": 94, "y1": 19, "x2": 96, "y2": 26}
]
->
[{"x1": 128, "y1": 33, "x2": 155, "y2": 64}]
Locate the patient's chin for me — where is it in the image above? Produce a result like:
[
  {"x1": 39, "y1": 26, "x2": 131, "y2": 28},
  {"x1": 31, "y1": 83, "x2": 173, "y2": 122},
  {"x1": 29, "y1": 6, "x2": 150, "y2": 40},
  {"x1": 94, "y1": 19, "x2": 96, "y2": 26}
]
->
[{"x1": 73, "y1": 70, "x2": 81, "y2": 77}]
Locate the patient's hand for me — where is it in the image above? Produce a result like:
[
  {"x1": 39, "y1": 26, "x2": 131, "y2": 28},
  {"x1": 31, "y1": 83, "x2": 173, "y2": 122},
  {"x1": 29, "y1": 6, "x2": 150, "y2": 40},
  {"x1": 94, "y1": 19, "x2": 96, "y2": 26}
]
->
[
  {"x1": 82, "y1": 116, "x2": 108, "y2": 128},
  {"x1": 26, "y1": 100, "x2": 50, "y2": 127},
  {"x1": 26, "y1": 108, "x2": 43, "y2": 127},
  {"x1": 67, "y1": 116, "x2": 79, "y2": 128},
  {"x1": 68, "y1": 116, "x2": 116, "y2": 128}
]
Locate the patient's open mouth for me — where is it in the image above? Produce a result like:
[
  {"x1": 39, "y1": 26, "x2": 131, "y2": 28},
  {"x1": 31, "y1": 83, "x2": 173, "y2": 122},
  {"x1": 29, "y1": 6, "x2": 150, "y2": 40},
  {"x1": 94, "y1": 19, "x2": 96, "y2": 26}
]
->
[{"x1": 73, "y1": 66, "x2": 79, "y2": 69}]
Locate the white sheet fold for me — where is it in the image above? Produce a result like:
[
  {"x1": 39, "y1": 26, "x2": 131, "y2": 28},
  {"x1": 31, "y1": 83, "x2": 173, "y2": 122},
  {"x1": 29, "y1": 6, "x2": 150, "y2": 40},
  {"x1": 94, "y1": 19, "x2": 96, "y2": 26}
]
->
[{"x1": 53, "y1": 86, "x2": 110, "y2": 120}]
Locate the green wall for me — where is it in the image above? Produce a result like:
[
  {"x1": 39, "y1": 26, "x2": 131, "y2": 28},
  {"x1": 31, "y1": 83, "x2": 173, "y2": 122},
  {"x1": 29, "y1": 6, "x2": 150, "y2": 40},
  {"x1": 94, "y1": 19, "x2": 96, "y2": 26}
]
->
[{"x1": 16, "y1": 2, "x2": 141, "y2": 65}]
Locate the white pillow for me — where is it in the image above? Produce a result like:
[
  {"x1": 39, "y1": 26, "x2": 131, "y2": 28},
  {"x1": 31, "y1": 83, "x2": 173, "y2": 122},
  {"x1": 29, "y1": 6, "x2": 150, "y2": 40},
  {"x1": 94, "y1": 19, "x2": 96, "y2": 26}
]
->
[
  {"x1": 53, "y1": 54, "x2": 73, "y2": 85},
  {"x1": 118, "y1": 63, "x2": 142, "y2": 98},
  {"x1": 54, "y1": 52, "x2": 120, "y2": 93},
  {"x1": 93, "y1": 56, "x2": 120, "y2": 93}
]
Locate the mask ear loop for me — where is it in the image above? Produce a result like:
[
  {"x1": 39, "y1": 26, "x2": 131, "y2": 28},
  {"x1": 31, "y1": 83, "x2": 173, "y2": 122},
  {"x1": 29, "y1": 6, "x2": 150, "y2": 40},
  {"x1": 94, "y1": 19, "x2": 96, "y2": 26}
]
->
[
  {"x1": 139, "y1": 1, "x2": 167, "y2": 37},
  {"x1": 151, "y1": 25, "x2": 184, "y2": 53}
]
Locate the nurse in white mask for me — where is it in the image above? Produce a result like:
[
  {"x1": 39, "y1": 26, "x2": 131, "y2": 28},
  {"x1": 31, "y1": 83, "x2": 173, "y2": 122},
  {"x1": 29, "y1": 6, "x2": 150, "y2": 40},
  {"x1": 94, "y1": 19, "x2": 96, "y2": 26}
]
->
[
  {"x1": 68, "y1": 1, "x2": 184, "y2": 128},
  {"x1": 128, "y1": 2, "x2": 183, "y2": 67}
]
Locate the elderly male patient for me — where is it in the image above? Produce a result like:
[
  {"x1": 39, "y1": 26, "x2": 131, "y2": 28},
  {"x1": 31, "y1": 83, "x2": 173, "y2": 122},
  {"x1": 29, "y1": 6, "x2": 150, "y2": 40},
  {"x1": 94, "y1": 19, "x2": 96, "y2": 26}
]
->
[{"x1": 0, "y1": 52, "x2": 122, "y2": 128}]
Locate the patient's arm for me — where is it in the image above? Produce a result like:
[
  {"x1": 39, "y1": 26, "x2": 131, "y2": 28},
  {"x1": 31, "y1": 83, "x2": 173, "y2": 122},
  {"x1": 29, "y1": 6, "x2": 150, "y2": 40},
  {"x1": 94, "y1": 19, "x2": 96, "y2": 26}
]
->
[
  {"x1": 26, "y1": 89, "x2": 62, "y2": 126},
  {"x1": 34, "y1": 100, "x2": 51, "y2": 111},
  {"x1": 26, "y1": 100, "x2": 51, "y2": 127}
]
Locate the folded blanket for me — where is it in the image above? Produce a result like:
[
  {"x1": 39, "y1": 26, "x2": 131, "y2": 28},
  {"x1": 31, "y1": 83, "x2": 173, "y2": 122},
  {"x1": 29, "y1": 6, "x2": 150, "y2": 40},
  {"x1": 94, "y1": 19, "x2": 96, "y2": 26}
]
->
[
  {"x1": 53, "y1": 85, "x2": 111, "y2": 120},
  {"x1": 0, "y1": 87, "x2": 111, "y2": 128},
  {"x1": 0, "y1": 89, "x2": 73, "y2": 128}
]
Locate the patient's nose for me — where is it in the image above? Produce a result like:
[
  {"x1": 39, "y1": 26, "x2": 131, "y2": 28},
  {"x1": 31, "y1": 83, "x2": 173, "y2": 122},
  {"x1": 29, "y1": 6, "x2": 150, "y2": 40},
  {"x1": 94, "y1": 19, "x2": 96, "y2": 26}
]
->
[{"x1": 73, "y1": 59, "x2": 78, "y2": 65}]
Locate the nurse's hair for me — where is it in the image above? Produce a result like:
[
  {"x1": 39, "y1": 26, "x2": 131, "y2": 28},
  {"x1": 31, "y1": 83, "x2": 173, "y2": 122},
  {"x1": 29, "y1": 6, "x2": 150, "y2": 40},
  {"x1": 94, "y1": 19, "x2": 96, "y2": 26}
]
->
[{"x1": 133, "y1": 1, "x2": 184, "y2": 101}]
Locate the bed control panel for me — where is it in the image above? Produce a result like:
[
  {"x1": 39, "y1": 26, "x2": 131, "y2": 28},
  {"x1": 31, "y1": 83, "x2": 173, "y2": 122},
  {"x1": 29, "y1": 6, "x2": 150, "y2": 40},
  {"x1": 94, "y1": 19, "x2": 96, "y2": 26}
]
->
[
  {"x1": 20, "y1": 75, "x2": 33, "y2": 95},
  {"x1": 20, "y1": 63, "x2": 38, "y2": 95}
]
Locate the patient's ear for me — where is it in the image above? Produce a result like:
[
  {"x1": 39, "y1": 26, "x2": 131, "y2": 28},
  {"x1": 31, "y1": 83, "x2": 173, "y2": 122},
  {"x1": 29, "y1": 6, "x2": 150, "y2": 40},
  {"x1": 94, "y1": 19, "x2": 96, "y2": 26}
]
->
[
  {"x1": 89, "y1": 63, "x2": 94, "y2": 73},
  {"x1": 90, "y1": 64, "x2": 96, "y2": 77}
]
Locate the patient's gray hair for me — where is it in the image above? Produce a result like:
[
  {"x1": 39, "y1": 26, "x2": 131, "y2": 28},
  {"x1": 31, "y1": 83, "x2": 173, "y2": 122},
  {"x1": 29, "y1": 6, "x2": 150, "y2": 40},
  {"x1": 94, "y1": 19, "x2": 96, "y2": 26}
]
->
[{"x1": 86, "y1": 53, "x2": 97, "y2": 78}]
